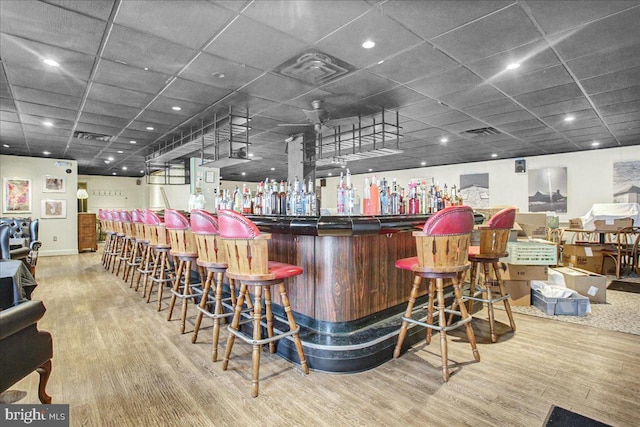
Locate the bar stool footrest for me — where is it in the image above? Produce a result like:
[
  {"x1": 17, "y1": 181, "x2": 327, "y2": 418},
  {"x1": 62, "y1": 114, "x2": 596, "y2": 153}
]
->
[
  {"x1": 402, "y1": 312, "x2": 472, "y2": 332},
  {"x1": 227, "y1": 323, "x2": 300, "y2": 346}
]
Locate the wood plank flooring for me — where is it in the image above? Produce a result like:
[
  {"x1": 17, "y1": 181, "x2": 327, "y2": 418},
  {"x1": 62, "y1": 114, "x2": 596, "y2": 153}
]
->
[{"x1": 2, "y1": 250, "x2": 640, "y2": 426}]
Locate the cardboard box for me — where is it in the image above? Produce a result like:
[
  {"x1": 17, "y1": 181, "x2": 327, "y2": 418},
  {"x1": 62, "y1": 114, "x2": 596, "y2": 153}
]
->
[
  {"x1": 551, "y1": 267, "x2": 608, "y2": 303},
  {"x1": 501, "y1": 263, "x2": 549, "y2": 281},
  {"x1": 569, "y1": 218, "x2": 583, "y2": 229},
  {"x1": 561, "y1": 244, "x2": 604, "y2": 274},
  {"x1": 515, "y1": 213, "x2": 548, "y2": 238},
  {"x1": 593, "y1": 217, "x2": 633, "y2": 232},
  {"x1": 503, "y1": 280, "x2": 531, "y2": 306}
]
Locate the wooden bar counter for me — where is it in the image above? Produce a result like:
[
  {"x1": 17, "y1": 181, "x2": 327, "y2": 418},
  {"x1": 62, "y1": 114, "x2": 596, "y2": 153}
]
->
[{"x1": 243, "y1": 214, "x2": 434, "y2": 373}]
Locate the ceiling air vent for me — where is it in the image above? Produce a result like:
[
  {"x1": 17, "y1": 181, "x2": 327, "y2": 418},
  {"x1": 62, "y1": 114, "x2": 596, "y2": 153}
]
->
[
  {"x1": 73, "y1": 131, "x2": 113, "y2": 142},
  {"x1": 463, "y1": 127, "x2": 501, "y2": 136},
  {"x1": 275, "y1": 50, "x2": 354, "y2": 86}
]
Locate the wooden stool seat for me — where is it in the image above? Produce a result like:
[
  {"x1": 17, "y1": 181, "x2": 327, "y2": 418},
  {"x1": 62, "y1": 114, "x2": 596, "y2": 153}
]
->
[
  {"x1": 394, "y1": 206, "x2": 479, "y2": 382},
  {"x1": 218, "y1": 209, "x2": 309, "y2": 397}
]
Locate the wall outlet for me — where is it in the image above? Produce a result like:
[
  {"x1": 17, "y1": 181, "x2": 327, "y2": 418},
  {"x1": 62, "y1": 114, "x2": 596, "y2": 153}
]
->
[{"x1": 53, "y1": 236, "x2": 57, "y2": 241}]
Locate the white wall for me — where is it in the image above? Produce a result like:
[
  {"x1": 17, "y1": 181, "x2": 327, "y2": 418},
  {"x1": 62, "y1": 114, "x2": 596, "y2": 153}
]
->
[
  {"x1": 319, "y1": 146, "x2": 640, "y2": 222},
  {"x1": 1, "y1": 155, "x2": 78, "y2": 256}
]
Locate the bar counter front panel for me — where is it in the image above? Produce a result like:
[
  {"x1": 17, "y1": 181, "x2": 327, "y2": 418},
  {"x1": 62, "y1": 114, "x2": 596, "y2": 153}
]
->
[{"x1": 244, "y1": 215, "x2": 436, "y2": 373}]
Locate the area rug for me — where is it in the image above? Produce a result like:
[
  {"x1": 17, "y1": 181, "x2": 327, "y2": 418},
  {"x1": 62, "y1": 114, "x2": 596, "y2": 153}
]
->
[
  {"x1": 544, "y1": 405, "x2": 610, "y2": 426},
  {"x1": 496, "y1": 290, "x2": 640, "y2": 335}
]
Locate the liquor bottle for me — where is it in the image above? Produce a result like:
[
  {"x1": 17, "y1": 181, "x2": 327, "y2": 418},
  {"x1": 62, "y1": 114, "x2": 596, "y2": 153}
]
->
[
  {"x1": 362, "y1": 177, "x2": 371, "y2": 215},
  {"x1": 242, "y1": 184, "x2": 252, "y2": 214},
  {"x1": 336, "y1": 172, "x2": 346, "y2": 215},
  {"x1": 435, "y1": 183, "x2": 443, "y2": 212},
  {"x1": 408, "y1": 183, "x2": 420, "y2": 215},
  {"x1": 379, "y1": 177, "x2": 389, "y2": 215},
  {"x1": 450, "y1": 184, "x2": 458, "y2": 206},
  {"x1": 270, "y1": 181, "x2": 279, "y2": 215},
  {"x1": 399, "y1": 187, "x2": 405, "y2": 215},
  {"x1": 279, "y1": 181, "x2": 287, "y2": 216},
  {"x1": 254, "y1": 183, "x2": 263, "y2": 214},
  {"x1": 293, "y1": 177, "x2": 304, "y2": 216},
  {"x1": 443, "y1": 183, "x2": 451, "y2": 208},
  {"x1": 370, "y1": 176, "x2": 380, "y2": 215},
  {"x1": 389, "y1": 178, "x2": 400, "y2": 215},
  {"x1": 233, "y1": 185, "x2": 242, "y2": 213},
  {"x1": 305, "y1": 179, "x2": 317, "y2": 216}
]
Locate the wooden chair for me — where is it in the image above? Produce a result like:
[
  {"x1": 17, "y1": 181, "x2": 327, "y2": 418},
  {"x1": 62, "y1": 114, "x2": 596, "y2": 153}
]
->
[
  {"x1": 393, "y1": 206, "x2": 479, "y2": 381},
  {"x1": 190, "y1": 209, "x2": 250, "y2": 361},
  {"x1": 218, "y1": 209, "x2": 309, "y2": 397},
  {"x1": 124, "y1": 209, "x2": 145, "y2": 287},
  {"x1": 165, "y1": 209, "x2": 203, "y2": 334},
  {"x1": 602, "y1": 226, "x2": 640, "y2": 278},
  {"x1": 115, "y1": 211, "x2": 134, "y2": 279},
  {"x1": 546, "y1": 226, "x2": 564, "y2": 267},
  {"x1": 464, "y1": 207, "x2": 517, "y2": 343},
  {"x1": 100, "y1": 210, "x2": 118, "y2": 270}
]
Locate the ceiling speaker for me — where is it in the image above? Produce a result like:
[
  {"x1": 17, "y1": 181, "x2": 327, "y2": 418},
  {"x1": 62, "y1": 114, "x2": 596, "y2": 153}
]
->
[{"x1": 515, "y1": 159, "x2": 526, "y2": 173}]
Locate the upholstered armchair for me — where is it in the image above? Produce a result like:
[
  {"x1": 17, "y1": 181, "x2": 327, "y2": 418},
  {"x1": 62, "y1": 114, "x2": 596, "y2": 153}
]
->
[
  {"x1": 0, "y1": 300, "x2": 53, "y2": 403},
  {"x1": 0, "y1": 218, "x2": 42, "y2": 275}
]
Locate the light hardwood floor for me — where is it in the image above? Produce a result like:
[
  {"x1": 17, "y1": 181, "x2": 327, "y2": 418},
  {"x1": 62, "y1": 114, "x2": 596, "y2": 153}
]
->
[{"x1": 2, "y1": 251, "x2": 640, "y2": 426}]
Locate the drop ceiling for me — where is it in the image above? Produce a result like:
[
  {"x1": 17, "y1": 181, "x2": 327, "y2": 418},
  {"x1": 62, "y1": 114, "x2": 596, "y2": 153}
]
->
[{"x1": 1, "y1": 0, "x2": 639, "y2": 182}]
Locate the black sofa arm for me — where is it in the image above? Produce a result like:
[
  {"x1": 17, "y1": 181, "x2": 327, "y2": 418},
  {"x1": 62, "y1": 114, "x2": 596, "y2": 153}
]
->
[{"x1": 0, "y1": 300, "x2": 46, "y2": 340}]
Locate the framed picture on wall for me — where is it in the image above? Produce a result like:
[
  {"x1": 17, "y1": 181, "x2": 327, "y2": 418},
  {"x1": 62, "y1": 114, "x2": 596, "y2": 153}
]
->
[
  {"x1": 43, "y1": 175, "x2": 66, "y2": 193},
  {"x1": 3, "y1": 178, "x2": 32, "y2": 213},
  {"x1": 41, "y1": 199, "x2": 67, "y2": 219},
  {"x1": 205, "y1": 170, "x2": 216, "y2": 183}
]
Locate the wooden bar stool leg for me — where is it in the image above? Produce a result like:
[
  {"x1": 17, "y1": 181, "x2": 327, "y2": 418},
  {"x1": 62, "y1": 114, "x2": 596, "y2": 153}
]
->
[
  {"x1": 251, "y1": 286, "x2": 263, "y2": 398},
  {"x1": 211, "y1": 271, "x2": 225, "y2": 361},
  {"x1": 157, "y1": 251, "x2": 169, "y2": 311},
  {"x1": 466, "y1": 261, "x2": 479, "y2": 314},
  {"x1": 493, "y1": 261, "x2": 516, "y2": 332},
  {"x1": 222, "y1": 284, "x2": 248, "y2": 371},
  {"x1": 167, "y1": 260, "x2": 185, "y2": 320},
  {"x1": 278, "y1": 282, "x2": 308, "y2": 375},
  {"x1": 192, "y1": 270, "x2": 213, "y2": 344},
  {"x1": 179, "y1": 260, "x2": 193, "y2": 334},
  {"x1": 145, "y1": 249, "x2": 160, "y2": 302},
  {"x1": 452, "y1": 274, "x2": 480, "y2": 362},
  {"x1": 483, "y1": 262, "x2": 497, "y2": 343},
  {"x1": 435, "y1": 278, "x2": 449, "y2": 381},
  {"x1": 135, "y1": 244, "x2": 149, "y2": 292},
  {"x1": 264, "y1": 286, "x2": 275, "y2": 353},
  {"x1": 426, "y1": 279, "x2": 435, "y2": 345},
  {"x1": 393, "y1": 274, "x2": 421, "y2": 359}
]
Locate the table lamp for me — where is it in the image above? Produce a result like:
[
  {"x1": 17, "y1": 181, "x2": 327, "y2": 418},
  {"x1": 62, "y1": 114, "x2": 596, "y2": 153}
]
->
[{"x1": 77, "y1": 189, "x2": 89, "y2": 213}]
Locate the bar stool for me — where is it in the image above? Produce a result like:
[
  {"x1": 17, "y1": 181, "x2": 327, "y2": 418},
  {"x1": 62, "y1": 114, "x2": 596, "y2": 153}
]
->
[
  {"x1": 218, "y1": 209, "x2": 309, "y2": 397},
  {"x1": 394, "y1": 205, "x2": 479, "y2": 382},
  {"x1": 124, "y1": 209, "x2": 145, "y2": 286},
  {"x1": 165, "y1": 209, "x2": 203, "y2": 334},
  {"x1": 101, "y1": 210, "x2": 118, "y2": 270},
  {"x1": 110, "y1": 210, "x2": 126, "y2": 274},
  {"x1": 115, "y1": 210, "x2": 134, "y2": 279},
  {"x1": 464, "y1": 207, "x2": 517, "y2": 342},
  {"x1": 143, "y1": 210, "x2": 173, "y2": 311},
  {"x1": 190, "y1": 209, "x2": 248, "y2": 361}
]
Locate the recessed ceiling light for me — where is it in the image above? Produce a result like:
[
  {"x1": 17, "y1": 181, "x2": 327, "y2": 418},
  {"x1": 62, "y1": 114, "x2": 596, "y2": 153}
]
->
[
  {"x1": 270, "y1": 167, "x2": 275, "y2": 171},
  {"x1": 506, "y1": 63, "x2": 520, "y2": 70},
  {"x1": 122, "y1": 166, "x2": 127, "y2": 170},
  {"x1": 108, "y1": 157, "x2": 114, "y2": 161},
  {"x1": 143, "y1": 67, "x2": 149, "y2": 71},
  {"x1": 368, "y1": 168, "x2": 373, "y2": 172},
  {"x1": 591, "y1": 141, "x2": 600, "y2": 147},
  {"x1": 140, "y1": 170, "x2": 144, "y2": 174},
  {"x1": 172, "y1": 106, "x2": 181, "y2": 111},
  {"x1": 104, "y1": 160, "x2": 111, "y2": 164},
  {"x1": 362, "y1": 40, "x2": 375, "y2": 49},
  {"x1": 421, "y1": 161, "x2": 426, "y2": 166},
  {"x1": 212, "y1": 72, "x2": 225, "y2": 78},
  {"x1": 43, "y1": 121, "x2": 53, "y2": 127},
  {"x1": 43, "y1": 58, "x2": 59, "y2": 67},
  {"x1": 241, "y1": 172, "x2": 246, "y2": 176},
  {"x1": 146, "y1": 126, "x2": 154, "y2": 130},
  {"x1": 129, "y1": 140, "x2": 137, "y2": 144},
  {"x1": 491, "y1": 153, "x2": 498, "y2": 158},
  {"x1": 2, "y1": 144, "x2": 9, "y2": 148},
  {"x1": 377, "y1": 60, "x2": 384, "y2": 65},
  {"x1": 117, "y1": 150, "x2": 123, "y2": 153},
  {"x1": 440, "y1": 137, "x2": 448, "y2": 143},
  {"x1": 328, "y1": 173, "x2": 333, "y2": 176},
  {"x1": 43, "y1": 151, "x2": 51, "y2": 155},
  {"x1": 112, "y1": 172, "x2": 117, "y2": 175},
  {"x1": 564, "y1": 115, "x2": 575, "y2": 122},
  {"x1": 248, "y1": 153, "x2": 254, "y2": 157}
]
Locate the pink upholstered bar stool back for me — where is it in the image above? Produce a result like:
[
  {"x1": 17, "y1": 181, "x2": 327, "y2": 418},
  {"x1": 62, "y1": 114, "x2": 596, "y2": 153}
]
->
[{"x1": 218, "y1": 209, "x2": 308, "y2": 397}]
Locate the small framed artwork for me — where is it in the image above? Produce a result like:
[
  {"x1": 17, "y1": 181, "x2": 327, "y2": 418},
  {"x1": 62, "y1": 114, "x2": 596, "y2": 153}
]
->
[
  {"x1": 3, "y1": 178, "x2": 32, "y2": 213},
  {"x1": 41, "y1": 199, "x2": 67, "y2": 219},
  {"x1": 205, "y1": 170, "x2": 216, "y2": 183},
  {"x1": 43, "y1": 175, "x2": 66, "y2": 193}
]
